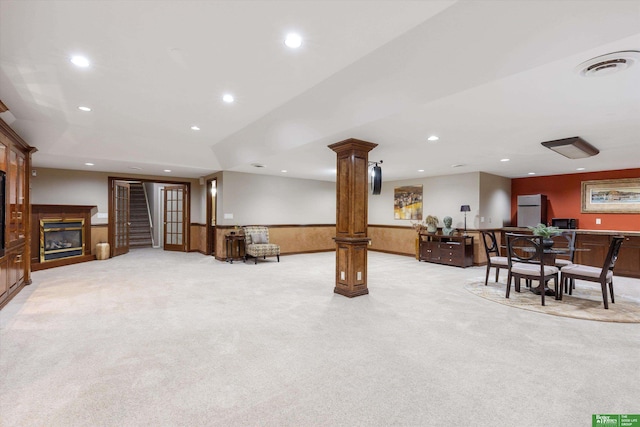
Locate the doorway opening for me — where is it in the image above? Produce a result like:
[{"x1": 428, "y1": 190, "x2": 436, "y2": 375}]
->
[{"x1": 108, "y1": 177, "x2": 191, "y2": 258}]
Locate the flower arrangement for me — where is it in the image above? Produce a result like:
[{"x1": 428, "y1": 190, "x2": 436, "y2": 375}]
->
[{"x1": 411, "y1": 220, "x2": 426, "y2": 233}]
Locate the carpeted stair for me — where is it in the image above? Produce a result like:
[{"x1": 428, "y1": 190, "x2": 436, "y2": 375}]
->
[{"x1": 129, "y1": 182, "x2": 153, "y2": 248}]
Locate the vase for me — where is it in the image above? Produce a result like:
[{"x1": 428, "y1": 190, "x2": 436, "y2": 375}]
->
[{"x1": 543, "y1": 238, "x2": 554, "y2": 248}]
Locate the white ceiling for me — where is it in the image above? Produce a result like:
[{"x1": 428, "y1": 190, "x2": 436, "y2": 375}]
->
[{"x1": 1, "y1": 0, "x2": 639, "y2": 181}]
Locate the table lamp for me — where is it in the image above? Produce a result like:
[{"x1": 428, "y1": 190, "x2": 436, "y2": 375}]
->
[{"x1": 460, "y1": 205, "x2": 471, "y2": 235}]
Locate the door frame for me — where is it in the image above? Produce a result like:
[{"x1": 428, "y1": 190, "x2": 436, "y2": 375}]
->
[
  {"x1": 205, "y1": 177, "x2": 217, "y2": 255},
  {"x1": 163, "y1": 184, "x2": 188, "y2": 252},
  {"x1": 108, "y1": 176, "x2": 191, "y2": 256}
]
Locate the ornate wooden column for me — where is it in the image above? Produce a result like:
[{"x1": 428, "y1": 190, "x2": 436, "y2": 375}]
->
[{"x1": 328, "y1": 138, "x2": 378, "y2": 298}]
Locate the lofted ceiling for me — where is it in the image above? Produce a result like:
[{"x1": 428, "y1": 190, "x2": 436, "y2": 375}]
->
[{"x1": 1, "y1": 0, "x2": 639, "y2": 182}]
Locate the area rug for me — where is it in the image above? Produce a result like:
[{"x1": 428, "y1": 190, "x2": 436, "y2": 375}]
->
[{"x1": 465, "y1": 280, "x2": 640, "y2": 323}]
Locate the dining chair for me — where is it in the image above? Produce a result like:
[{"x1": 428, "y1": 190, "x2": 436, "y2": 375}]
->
[
  {"x1": 505, "y1": 233, "x2": 560, "y2": 306},
  {"x1": 559, "y1": 236, "x2": 624, "y2": 309},
  {"x1": 481, "y1": 230, "x2": 509, "y2": 286},
  {"x1": 553, "y1": 230, "x2": 577, "y2": 292},
  {"x1": 554, "y1": 230, "x2": 577, "y2": 268}
]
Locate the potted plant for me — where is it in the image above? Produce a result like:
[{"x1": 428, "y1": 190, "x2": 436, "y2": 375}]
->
[
  {"x1": 425, "y1": 215, "x2": 439, "y2": 233},
  {"x1": 527, "y1": 223, "x2": 561, "y2": 247}
]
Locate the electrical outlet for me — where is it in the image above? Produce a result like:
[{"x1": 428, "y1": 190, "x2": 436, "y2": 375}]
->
[
  {"x1": 480, "y1": 217, "x2": 485, "y2": 222},
  {"x1": 340, "y1": 271, "x2": 345, "y2": 280},
  {"x1": 596, "y1": 218, "x2": 601, "y2": 225},
  {"x1": 357, "y1": 272, "x2": 362, "y2": 280},
  {"x1": 224, "y1": 213, "x2": 234, "y2": 219}
]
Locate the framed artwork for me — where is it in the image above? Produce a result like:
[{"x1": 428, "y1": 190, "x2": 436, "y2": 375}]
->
[
  {"x1": 394, "y1": 185, "x2": 423, "y2": 220},
  {"x1": 581, "y1": 178, "x2": 640, "y2": 213}
]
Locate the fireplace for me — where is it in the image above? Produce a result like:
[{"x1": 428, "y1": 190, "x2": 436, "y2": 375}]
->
[
  {"x1": 41, "y1": 219, "x2": 85, "y2": 262},
  {"x1": 31, "y1": 205, "x2": 97, "y2": 271}
]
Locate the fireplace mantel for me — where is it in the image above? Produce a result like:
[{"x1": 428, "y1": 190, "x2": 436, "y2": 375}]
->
[{"x1": 31, "y1": 205, "x2": 98, "y2": 271}]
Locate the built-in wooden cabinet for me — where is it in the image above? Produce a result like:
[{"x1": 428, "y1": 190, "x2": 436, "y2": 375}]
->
[
  {"x1": 574, "y1": 233, "x2": 609, "y2": 267},
  {"x1": 0, "y1": 115, "x2": 35, "y2": 309},
  {"x1": 419, "y1": 234, "x2": 474, "y2": 268}
]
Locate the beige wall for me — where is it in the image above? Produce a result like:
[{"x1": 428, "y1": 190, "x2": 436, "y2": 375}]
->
[
  {"x1": 369, "y1": 172, "x2": 481, "y2": 230},
  {"x1": 478, "y1": 172, "x2": 511, "y2": 228},
  {"x1": 90, "y1": 225, "x2": 108, "y2": 255},
  {"x1": 218, "y1": 171, "x2": 335, "y2": 226},
  {"x1": 33, "y1": 167, "x2": 509, "y2": 263},
  {"x1": 214, "y1": 225, "x2": 335, "y2": 261},
  {"x1": 31, "y1": 168, "x2": 203, "y2": 224}
]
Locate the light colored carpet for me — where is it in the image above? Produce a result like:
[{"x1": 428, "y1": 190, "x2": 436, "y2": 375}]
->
[
  {"x1": 465, "y1": 280, "x2": 640, "y2": 323},
  {"x1": 1, "y1": 249, "x2": 639, "y2": 427}
]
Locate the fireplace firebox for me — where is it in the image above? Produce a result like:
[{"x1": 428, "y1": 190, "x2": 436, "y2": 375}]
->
[{"x1": 41, "y1": 219, "x2": 85, "y2": 262}]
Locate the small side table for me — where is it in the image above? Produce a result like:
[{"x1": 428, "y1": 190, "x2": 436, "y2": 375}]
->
[{"x1": 225, "y1": 234, "x2": 245, "y2": 263}]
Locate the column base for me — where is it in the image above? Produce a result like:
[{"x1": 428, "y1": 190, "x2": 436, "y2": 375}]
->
[{"x1": 334, "y1": 287, "x2": 369, "y2": 298}]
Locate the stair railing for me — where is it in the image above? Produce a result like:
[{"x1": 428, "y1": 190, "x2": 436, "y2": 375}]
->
[{"x1": 142, "y1": 184, "x2": 155, "y2": 247}]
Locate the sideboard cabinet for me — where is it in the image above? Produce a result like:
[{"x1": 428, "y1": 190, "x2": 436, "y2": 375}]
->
[
  {"x1": 0, "y1": 114, "x2": 35, "y2": 309},
  {"x1": 419, "y1": 234, "x2": 474, "y2": 268}
]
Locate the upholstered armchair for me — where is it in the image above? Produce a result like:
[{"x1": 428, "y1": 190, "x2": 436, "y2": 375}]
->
[{"x1": 242, "y1": 226, "x2": 280, "y2": 264}]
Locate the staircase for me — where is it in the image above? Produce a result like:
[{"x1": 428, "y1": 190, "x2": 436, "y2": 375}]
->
[{"x1": 129, "y1": 182, "x2": 153, "y2": 248}]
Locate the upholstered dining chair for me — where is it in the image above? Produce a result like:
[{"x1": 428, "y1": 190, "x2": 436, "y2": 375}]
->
[
  {"x1": 552, "y1": 230, "x2": 577, "y2": 293},
  {"x1": 554, "y1": 230, "x2": 577, "y2": 268},
  {"x1": 559, "y1": 236, "x2": 624, "y2": 309},
  {"x1": 242, "y1": 226, "x2": 281, "y2": 264},
  {"x1": 481, "y1": 230, "x2": 509, "y2": 286},
  {"x1": 506, "y1": 233, "x2": 560, "y2": 306}
]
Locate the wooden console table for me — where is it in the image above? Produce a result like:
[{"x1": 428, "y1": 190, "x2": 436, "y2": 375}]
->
[{"x1": 419, "y1": 233, "x2": 474, "y2": 268}]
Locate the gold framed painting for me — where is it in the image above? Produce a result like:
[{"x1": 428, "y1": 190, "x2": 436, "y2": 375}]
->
[{"x1": 581, "y1": 178, "x2": 640, "y2": 213}]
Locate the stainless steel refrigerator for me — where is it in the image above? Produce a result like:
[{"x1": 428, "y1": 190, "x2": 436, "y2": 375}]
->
[{"x1": 517, "y1": 194, "x2": 547, "y2": 227}]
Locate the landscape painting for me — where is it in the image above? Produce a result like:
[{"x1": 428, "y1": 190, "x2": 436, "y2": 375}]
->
[{"x1": 582, "y1": 178, "x2": 640, "y2": 213}]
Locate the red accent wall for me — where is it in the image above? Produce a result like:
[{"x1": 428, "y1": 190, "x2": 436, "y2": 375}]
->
[{"x1": 511, "y1": 168, "x2": 640, "y2": 231}]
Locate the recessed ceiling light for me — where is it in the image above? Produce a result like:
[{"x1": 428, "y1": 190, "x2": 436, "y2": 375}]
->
[
  {"x1": 418, "y1": 169, "x2": 425, "y2": 172},
  {"x1": 281, "y1": 170, "x2": 287, "y2": 173},
  {"x1": 576, "y1": 167, "x2": 586, "y2": 171},
  {"x1": 528, "y1": 172, "x2": 536, "y2": 175},
  {"x1": 70, "y1": 55, "x2": 90, "y2": 68},
  {"x1": 78, "y1": 106, "x2": 91, "y2": 112},
  {"x1": 427, "y1": 135, "x2": 439, "y2": 141},
  {"x1": 284, "y1": 33, "x2": 303, "y2": 49},
  {"x1": 222, "y1": 94, "x2": 234, "y2": 103},
  {"x1": 251, "y1": 163, "x2": 266, "y2": 168},
  {"x1": 451, "y1": 164, "x2": 464, "y2": 168},
  {"x1": 84, "y1": 162, "x2": 94, "y2": 166},
  {"x1": 129, "y1": 166, "x2": 142, "y2": 171},
  {"x1": 190, "y1": 125, "x2": 200, "y2": 131},
  {"x1": 164, "y1": 169, "x2": 172, "y2": 173},
  {"x1": 500, "y1": 158, "x2": 510, "y2": 162}
]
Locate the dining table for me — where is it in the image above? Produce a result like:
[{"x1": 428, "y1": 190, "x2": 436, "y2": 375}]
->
[{"x1": 503, "y1": 245, "x2": 589, "y2": 296}]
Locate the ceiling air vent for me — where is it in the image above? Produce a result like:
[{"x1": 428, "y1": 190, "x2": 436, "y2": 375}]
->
[{"x1": 575, "y1": 51, "x2": 640, "y2": 77}]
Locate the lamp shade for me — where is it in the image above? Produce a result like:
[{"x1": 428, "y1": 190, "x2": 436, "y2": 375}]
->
[{"x1": 460, "y1": 205, "x2": 471, "y2": 212}]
